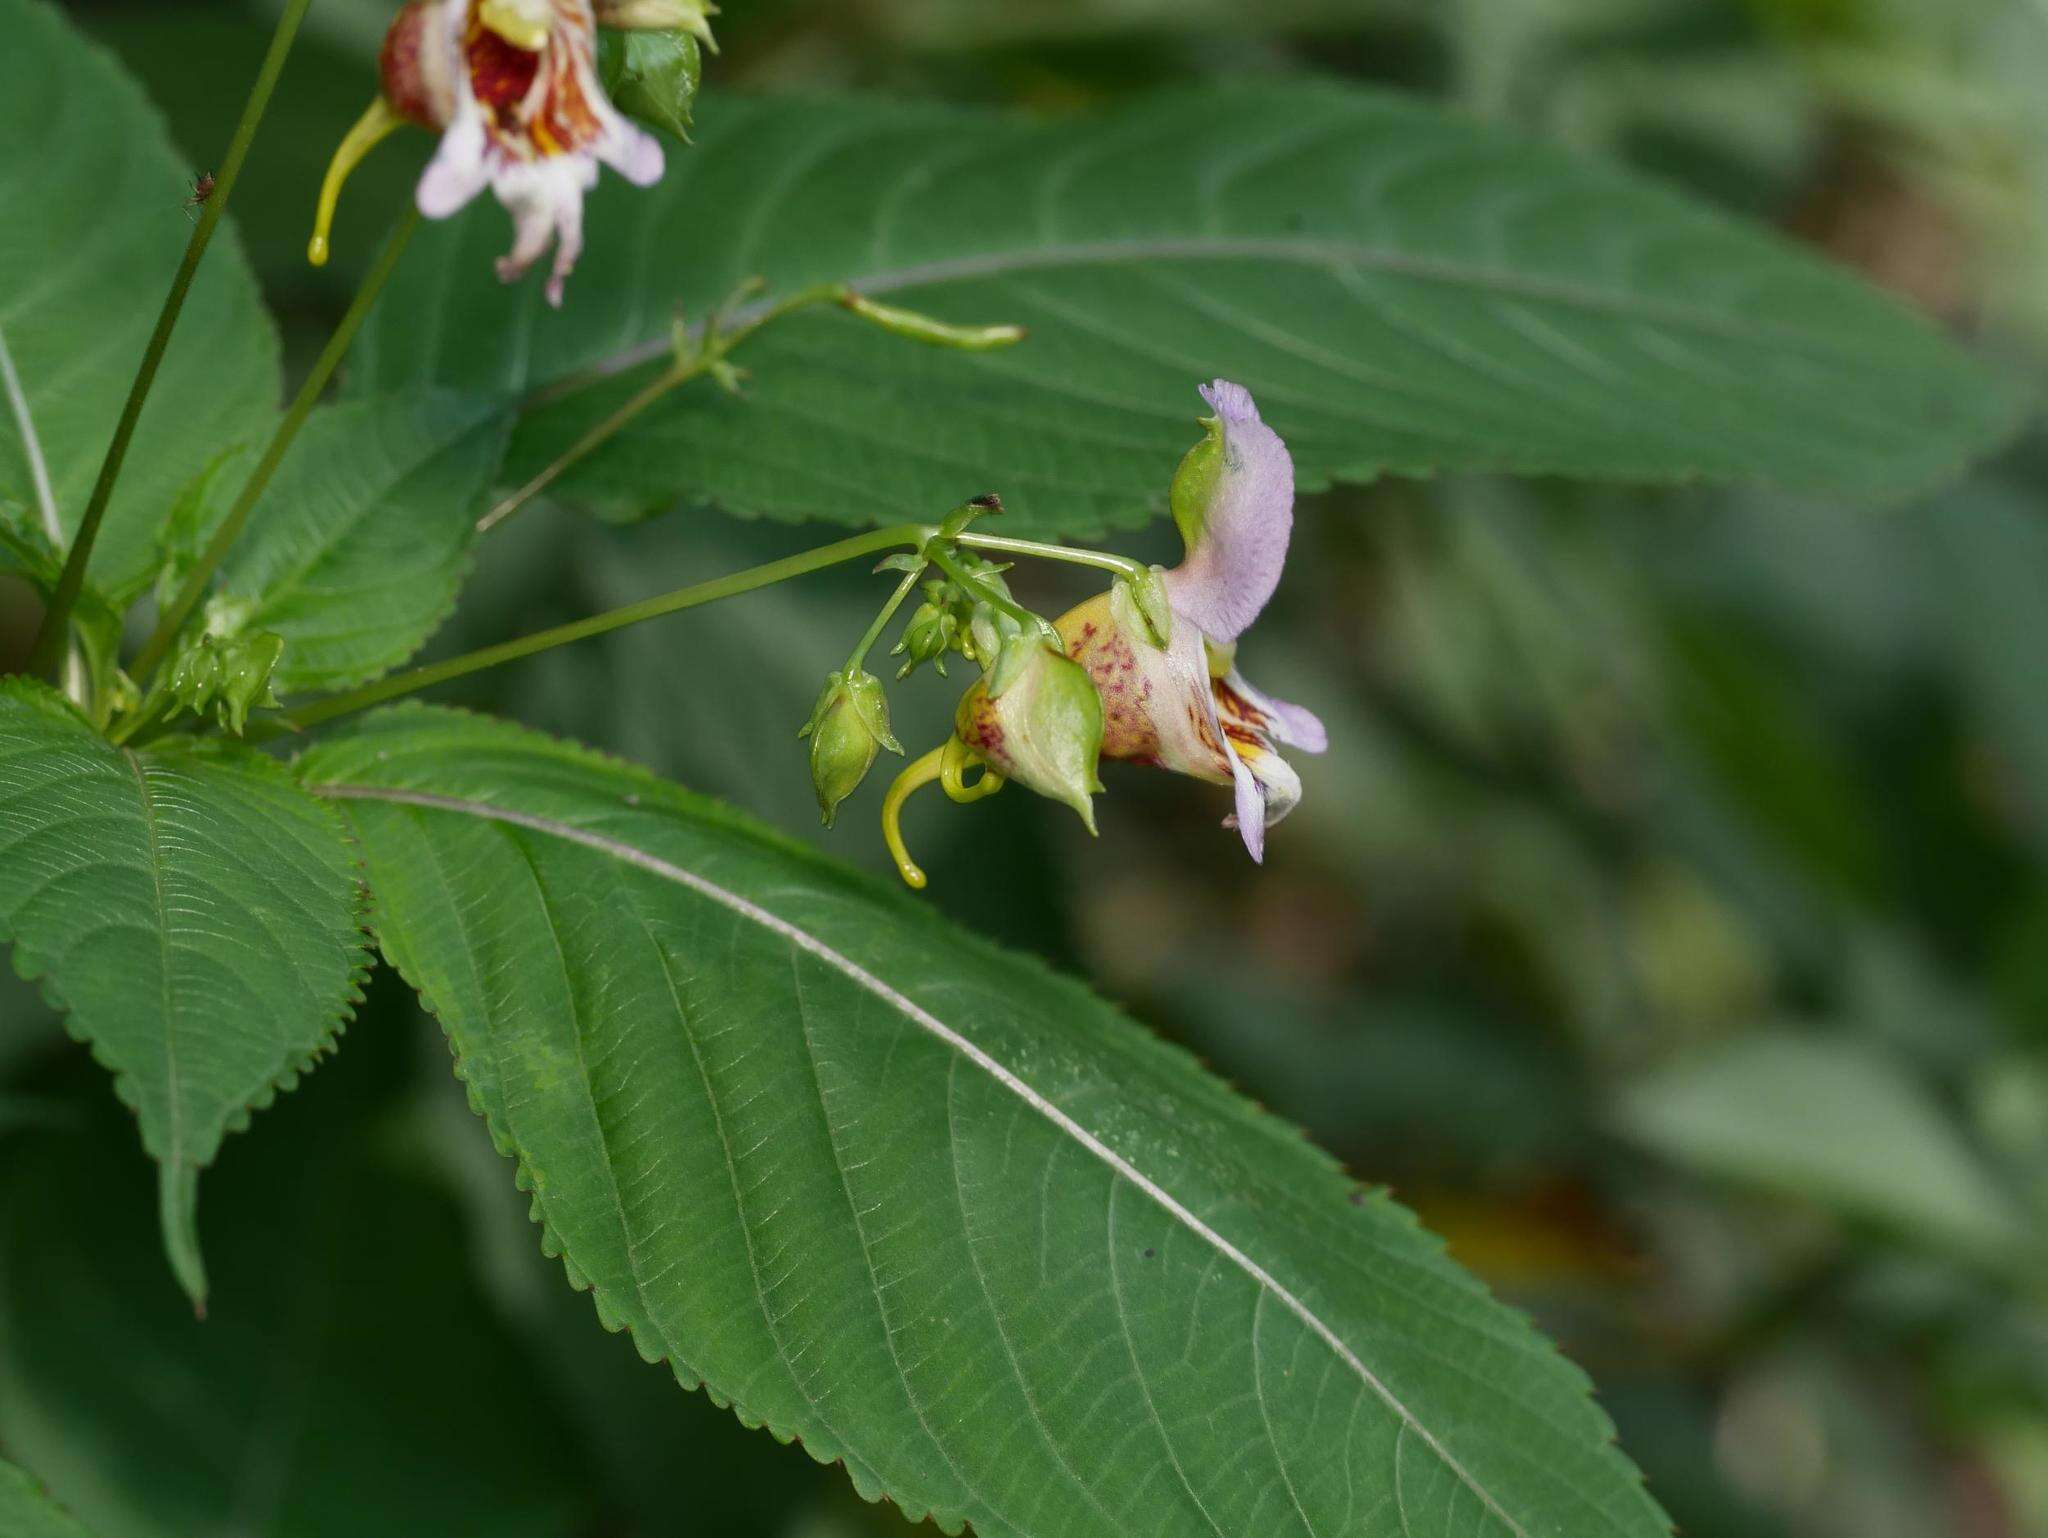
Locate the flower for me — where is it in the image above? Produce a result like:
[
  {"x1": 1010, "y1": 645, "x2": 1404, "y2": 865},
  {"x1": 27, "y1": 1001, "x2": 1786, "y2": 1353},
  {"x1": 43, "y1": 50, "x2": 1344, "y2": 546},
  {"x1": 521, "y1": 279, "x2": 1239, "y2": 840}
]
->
[
  {"x1": 310, "y1": 0, "x2": 671, "y2": 306},
  {"x1": 964, "y1": 381, "x2": 1325, "y2": 861}
]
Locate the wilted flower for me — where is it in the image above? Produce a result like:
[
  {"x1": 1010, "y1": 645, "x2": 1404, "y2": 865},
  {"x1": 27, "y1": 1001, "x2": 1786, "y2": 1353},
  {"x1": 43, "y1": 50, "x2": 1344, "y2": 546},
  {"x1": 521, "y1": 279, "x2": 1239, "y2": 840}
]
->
[
  {"x1": 311, "y1": 0, "x2": 677, "y2": 305},
  {"x1": 1047, "y1": 380, "x2": 1326, "y2": 860}
]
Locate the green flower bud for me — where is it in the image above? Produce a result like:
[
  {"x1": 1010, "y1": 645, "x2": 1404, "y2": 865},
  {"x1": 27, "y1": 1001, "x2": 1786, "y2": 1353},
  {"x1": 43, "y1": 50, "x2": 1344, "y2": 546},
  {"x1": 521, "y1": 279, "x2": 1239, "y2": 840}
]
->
[
  {"x1": 953, "y1": 642, "x2": 1104, "y2": 832},
  {"x1": 892, "y1": 601, "x2": 957, "y2": 680},
  {"x1": 215, "y1": 631, "x2": 285, "y2": 737},
  {"x1": 799, "y1": 669, "x2": 902, "y2": 826},
  {"x1": 166, "y1": 642, "x2": 221, "y2": 719}
]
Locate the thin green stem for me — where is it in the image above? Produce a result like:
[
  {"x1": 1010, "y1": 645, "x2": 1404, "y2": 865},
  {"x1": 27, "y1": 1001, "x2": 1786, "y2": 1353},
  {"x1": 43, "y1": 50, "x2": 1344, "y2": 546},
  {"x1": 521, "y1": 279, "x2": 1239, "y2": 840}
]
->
[
  {"x1": 475, "y1": 358, "x2": 695, "y2": 535},
  {"x1": 277, "y1": 524, "x2": 929, "y2": 734},
  {"x1": 133, "y1": 210, "x2": 420, "y2": 683},
  {"x1": 926, "y1": 544, "x2": 1058, "y2": 647},
  {"x1": 954, "y1": 531, "x2": 1148, "y2": 582},
  {"x1": 26, "y1": 0, "x2": 317, "y2": 680},
  {"x1": 476, "y1": 282, "x2": 856, "y2": 538},
  {"x1": 846, "y1": 561, "x2": 926, "y2": 674}
]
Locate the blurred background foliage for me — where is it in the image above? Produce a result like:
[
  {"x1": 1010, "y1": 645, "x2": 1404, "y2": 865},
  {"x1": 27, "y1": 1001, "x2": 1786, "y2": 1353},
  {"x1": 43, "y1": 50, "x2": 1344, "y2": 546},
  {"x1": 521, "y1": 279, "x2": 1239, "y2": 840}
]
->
[{"x1": 5, "y1": 0, "x2": 2048, "y2": 1534}]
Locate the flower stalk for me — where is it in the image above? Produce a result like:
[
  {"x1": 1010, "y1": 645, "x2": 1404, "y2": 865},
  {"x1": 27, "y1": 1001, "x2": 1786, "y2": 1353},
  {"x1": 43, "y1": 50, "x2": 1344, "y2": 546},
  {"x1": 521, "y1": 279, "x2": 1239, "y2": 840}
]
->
[
  {"x1": 27, "y1": 0, "x2": 319, "y2": 681},
  {"x1": 273, "y1": 523, "x2": 931, "y2": 735}
]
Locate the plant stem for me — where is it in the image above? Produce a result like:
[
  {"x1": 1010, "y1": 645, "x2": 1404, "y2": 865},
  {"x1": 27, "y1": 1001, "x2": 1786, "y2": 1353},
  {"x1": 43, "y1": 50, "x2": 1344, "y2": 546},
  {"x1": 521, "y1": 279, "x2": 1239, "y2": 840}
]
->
[
  {"x1": 475, "y1": 357, "x2": 693, "y2": 535},
  {"x1": 846, "y1": 561, "x2": 926, "y2": 674},
  {"x1": 475, "y1": 282, "x2": 856, "y2": 537},
  {"x1": 476, "y1": 280, "x2": 1022, "y2": 538},
  {"x1": 279, "y1": 523, "x2": 929, "y2": 733},
  {"x1": 954, "y1": 531, "x2": 1147, "y2": 583},
  {"x1": 26, "y1": 0, "x2": 317, "y2": 679},
  {"x1": 133, "y1": 210, "x2": 420, "y2": 683}
]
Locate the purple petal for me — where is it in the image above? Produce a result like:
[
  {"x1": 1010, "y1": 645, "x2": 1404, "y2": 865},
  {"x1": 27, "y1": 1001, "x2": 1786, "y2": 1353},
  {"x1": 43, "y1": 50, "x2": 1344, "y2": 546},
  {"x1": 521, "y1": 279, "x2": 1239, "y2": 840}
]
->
[
  {"x1": 1163, "y1": 380, "x2": 1295, "y2": 644},
  {"x1": 1227, "y1": 750, "x2": 1267, "y2": 863},
  {"x1": 1228, "y1": 670, "x2": 1327, "y2": 753}
]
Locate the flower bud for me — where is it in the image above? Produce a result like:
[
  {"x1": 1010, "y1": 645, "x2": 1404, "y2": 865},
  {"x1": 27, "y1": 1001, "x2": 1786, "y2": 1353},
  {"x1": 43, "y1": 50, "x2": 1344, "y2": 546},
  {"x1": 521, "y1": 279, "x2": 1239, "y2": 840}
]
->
[
  {"x1": 953, "y1": 640, "x2": 1105, "y2": 832},
  {"x1": 215, "y1": 632, "x2": 286, "y2": 737},
  {"x1": 166, "y1": 642, "x2": 221, "y2": 720},
  {"x1": 892, "y1": 601, "x2": 957, "y2": 679},
  {"x1": 799, "y1": 670, "x2": 902, "y2": 826}
]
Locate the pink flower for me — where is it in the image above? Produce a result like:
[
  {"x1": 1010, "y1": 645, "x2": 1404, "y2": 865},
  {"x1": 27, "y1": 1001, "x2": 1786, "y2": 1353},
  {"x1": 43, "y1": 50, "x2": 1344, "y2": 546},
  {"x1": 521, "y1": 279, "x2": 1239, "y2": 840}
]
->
[
  {"x1": 311, "y1": 0, "x2": 667, "y2": 306},
  {"x1": 1054, "y1": 381, "x2": 1325, "y2": 860}
]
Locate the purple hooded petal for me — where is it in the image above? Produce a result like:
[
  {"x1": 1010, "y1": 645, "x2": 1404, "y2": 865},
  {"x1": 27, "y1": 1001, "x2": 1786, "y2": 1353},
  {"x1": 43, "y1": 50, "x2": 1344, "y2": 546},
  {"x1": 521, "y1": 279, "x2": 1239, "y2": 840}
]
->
[{"x1": 1162, "y1": 380, "x2": 1295, "y2": 644}]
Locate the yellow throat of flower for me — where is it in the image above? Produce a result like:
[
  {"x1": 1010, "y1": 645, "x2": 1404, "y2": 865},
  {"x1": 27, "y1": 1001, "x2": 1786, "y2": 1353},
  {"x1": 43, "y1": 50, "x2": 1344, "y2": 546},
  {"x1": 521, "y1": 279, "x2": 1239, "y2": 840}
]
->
[{"x1": 478, "y1": 0, "x2": 554, "y2": 51}]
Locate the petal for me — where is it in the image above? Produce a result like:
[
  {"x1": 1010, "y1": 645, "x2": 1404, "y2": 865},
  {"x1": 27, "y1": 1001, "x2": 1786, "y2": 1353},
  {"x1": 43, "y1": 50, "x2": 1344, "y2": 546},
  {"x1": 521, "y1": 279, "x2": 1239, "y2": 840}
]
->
[
  {"x1": 1226, "y1": 746, "x2": 1266, "y2": 863},
  {"x1": 1162, "y1": 380, "x2": 1295, "y2": 644},
  {"x1": 1221, "y1": 669, "x2": 1327, "y2": 754},
  {"x1": 595, "y1": 109, "x2": 665, "y2": 186},
  {"x1": 415, "y1": 108, "x2": 490, "y2": 218},
  {"x1": 543, "y1": 187, "x2": 585, "y2": 308},
  {"x1": 1058, "y1": 587, "x2": 1233, "y2": 784}
]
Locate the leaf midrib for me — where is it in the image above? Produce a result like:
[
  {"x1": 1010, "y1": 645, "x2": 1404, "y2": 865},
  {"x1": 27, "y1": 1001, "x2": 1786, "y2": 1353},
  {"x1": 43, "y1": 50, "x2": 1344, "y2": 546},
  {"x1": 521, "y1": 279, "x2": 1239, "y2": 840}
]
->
[
  {"x1": 314, "y1": 780, "x2": 1540, "y2": 1538},
  {"x1": 540, "y1": 232, "x2": 1915, "y2": 407}
]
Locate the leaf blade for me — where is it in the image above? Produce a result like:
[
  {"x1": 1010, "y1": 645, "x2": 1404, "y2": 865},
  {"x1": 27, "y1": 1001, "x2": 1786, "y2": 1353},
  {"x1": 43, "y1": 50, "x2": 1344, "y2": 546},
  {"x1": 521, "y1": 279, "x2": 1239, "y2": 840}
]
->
[
  {"x1": 0, "y1": 1459, "x2": 95, "y2": 1538},
  {"x1": 0, "y1": 680, "x2": 368, "y2": 1303},
  {"x1": 0, "y1": 0, "x2": 280, "y2": 598},
  {"x1": 356, "y1": 85, "x2": 2021, "y2": 536},
  {"x1": 299, "y1": 705, "x2": 1671, "y2": 1538},
  {"x1": 214, "y1": 392, "x2": 511, "y2": 693}
]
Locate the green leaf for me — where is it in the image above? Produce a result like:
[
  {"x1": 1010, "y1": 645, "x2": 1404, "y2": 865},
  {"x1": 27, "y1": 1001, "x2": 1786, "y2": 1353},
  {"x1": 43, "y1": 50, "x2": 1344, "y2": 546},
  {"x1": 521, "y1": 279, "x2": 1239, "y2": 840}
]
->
[
  {"x1": 213, "y1": 393, "x2": 511, "y2": 693},
  {"x1": 0, "y1": 0, "x2": 280, "y2": 600},
  {"x1": 0, "y1": 680, "x2": 368, "y2": 1306},
  {"x1": 354, "y1": 84, "x2": 2021, "y2": 538},
  {"x1": 297, "y1": 705, "x2": 1673, "y2": 1538},
  {"x1": 0, "y1": 1046, "x2": 593, "y2": 1538},
  {"x1": 0, "y1": 1459, "x2": 94, "y2": 1538},
  {"x1": 598, "y1": 27, "x2": 703, "y2": 142},
  {"x1": 1615, "y1": 1031, "x2": 2034, "y2": 1266}
]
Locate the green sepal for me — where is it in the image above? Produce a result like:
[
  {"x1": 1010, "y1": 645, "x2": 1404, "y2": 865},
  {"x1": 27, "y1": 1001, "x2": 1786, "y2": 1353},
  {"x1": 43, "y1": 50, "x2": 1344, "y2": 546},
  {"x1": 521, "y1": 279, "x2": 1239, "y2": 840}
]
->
[
  {"x1": 1168, "y1": 411, "x2": 1224, "y2": 556},
  {"x1": 1119, "y1": 564, "x2": 1175, "y2": 650},
  {"x1": 597, "y1": 27, "x2": 703, "y2": 142}
]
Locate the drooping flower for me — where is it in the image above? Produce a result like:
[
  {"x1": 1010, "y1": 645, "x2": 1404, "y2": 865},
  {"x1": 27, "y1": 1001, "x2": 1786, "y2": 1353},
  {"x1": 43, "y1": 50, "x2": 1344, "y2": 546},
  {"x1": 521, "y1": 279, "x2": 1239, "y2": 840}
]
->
[
  {"x1": 310, "y1": 0, "x2": 676, "y2": 306},
  {"x1": 956, "y1": 381, "x2": 1325, "y2": 861}
]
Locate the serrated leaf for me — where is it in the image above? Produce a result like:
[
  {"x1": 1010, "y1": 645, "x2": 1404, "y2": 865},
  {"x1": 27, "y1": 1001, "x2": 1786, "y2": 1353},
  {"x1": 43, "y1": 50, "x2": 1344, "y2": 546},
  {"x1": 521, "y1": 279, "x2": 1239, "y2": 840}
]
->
[
  {"x1": 0, "y1": 1055, "x2": 591, "y2": 1538},
  {"x1": 0, "y1": 0, "x2": 280, "y2": 600},
  {"x1": 0, "y1": 680, "x2": 368, "y2": 1306},
  {"x1": 0, "y1": 1459, "x2": 94, "y2": 1538},
  {"x1": 297, "y1": 705, "x2": 1673, "y2": 1538},
  {"x1": 213, "y1": 393, "x2": 510, "y2": 693},
  {"x1": 353, "y1": 84, "x2": 2021, "y2": 538}
]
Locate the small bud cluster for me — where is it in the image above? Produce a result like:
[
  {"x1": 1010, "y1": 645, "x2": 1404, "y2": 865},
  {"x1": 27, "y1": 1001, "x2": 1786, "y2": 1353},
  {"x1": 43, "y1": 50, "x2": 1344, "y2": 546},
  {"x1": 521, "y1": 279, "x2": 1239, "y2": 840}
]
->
[
  {"x1": 163, "y1": 630, "x2": 286, "y2": 736},
  {"x1": 890, "y1": 553, "x2": 1019, "y2": 682}
]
